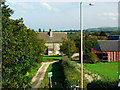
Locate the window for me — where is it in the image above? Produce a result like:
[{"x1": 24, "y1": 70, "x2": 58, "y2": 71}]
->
[
  {"x1": 57, "y1": 43, "x2": 60, "y2": 47},
  {"x1": 56, "y1": 50, "x2": 60, "y2": 54},
  {"x1": 49, "y1": 51, "x2": 53, "y2": 54}
]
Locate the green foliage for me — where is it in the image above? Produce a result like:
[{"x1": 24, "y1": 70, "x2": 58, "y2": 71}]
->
[
  {"x1": 43, "y1": 29, "x2": 45, "y2": 32},
  {"x1": 39, "y1": 28, "x2": 41, "y2": 32},
  {"x1": 84, "y1": 36, "x2": 97, "y2": 55},
  {"x1": 93, "y1": 31, "x2": 100, "y2": 36},
  {"x1": 99, "y1": 31, "x2": 107, "y2": 36},
  {"x1": 87, "y1": 79, "x2": 119, "y2": 90},
  {"x1": 69, "y1": 34, "x2": 97, "y2": 55},
  {"x1": 2, "y1": 3, "x2": 46, "y2": 88},
  {"x1": 62, "y1": 56, "x2": 81, "y2": 88},
  {"x1": 61, "y1": 56, "x2": 90, "y2": 88},
  {"x1": 60, "y1": 37, "x2": 76, "y2": 57},
  {"x1": 87, "y1": 52, "x2": 99, "y2": 63},
  {"x1": 42, "y1": 61, "x2": 65, "y2": 88}
]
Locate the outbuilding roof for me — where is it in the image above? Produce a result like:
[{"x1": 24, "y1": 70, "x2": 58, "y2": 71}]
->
[{"x1": 94, "y1": 40, "x2": 120, "y2": 52}]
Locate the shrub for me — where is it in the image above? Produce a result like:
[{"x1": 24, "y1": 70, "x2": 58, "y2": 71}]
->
[
  {"x1": 87, "y1": 79, "x2": 119, "y2": 90},
  {"x1": 2, "y1": 2, "x2": 46, "y2": 88},
  {"x1": 87, "y1": 52, "x2": 99, "y2": 63}
]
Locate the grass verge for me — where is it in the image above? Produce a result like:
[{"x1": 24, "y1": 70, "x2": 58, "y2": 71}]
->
[
  {"x1": 43, "y1": 55, "x2": 62, "y2": 60},
  {"x1": 41, "y1": 60, "x2": 65, "y2": 89}
]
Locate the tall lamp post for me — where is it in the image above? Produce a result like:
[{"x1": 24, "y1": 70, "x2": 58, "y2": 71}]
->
[{"x1": 80, "y1": 2, "x2": 94, "y2": 89}]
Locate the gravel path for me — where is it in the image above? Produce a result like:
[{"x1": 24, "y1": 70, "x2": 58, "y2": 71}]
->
[{"x1": 31, "y1": 61, "x2": 59, "y2": 88}]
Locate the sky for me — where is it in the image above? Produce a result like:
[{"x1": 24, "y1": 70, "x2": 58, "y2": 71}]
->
[{"x1": 6, "y1": 1, "x2": 118, "y2": 31}]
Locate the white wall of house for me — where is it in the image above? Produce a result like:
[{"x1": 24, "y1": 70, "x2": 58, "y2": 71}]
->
[{"x1": 45, "y1": 43, "x2": 61, "y2": 55}]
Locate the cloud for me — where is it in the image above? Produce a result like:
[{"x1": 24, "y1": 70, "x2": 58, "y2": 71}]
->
[
  {"x1": 41, "y1": 2, "x2": 60, "y2": 12},
  {"x1": 18, "y1": 3, "x2": 35, "y2": 10},
  {"x1": 103, "y1": 12, "x2": 118, "y2": 17},
  {"x1": 111, "y1": 17, "x2": 117, "y2": 20},
  {"x1": 103, "y1": 12, "x2": 118, "y2": 20},
  {"x1": 98, "y1": 12, "x2": 118, "y2": 21},
  {"x1": 7, "y1": 0, "x2": 16, "y2": 5},
  {"x1": 42, "y1": 3, "x2": 52, "y2": 10}
]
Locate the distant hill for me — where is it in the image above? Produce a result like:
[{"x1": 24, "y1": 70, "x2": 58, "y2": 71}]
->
[
  {"x1": 54, "y1": 27, "x2": 118, "y2": 33},
  {"x1": 86, "y1": 27, "x2": 118, "y2": 31}
]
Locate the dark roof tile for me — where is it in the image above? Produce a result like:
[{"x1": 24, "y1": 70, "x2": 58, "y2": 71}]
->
[
  {"x1": 94, "y1": 40, "x2": 120, "y2": 51},
  {"x1": 37, "y1": 32, "x2": 67, "y2": 43}
]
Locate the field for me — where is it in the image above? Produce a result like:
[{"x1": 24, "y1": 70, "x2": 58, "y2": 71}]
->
[{"x1": 84, "y1": 62, "x2": 119, "y2": 80}]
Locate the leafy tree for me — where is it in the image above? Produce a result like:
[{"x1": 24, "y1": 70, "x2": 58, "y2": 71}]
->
[
  {"x1": 60, "y1": 37, "x2": 76, "y2": 58},
  {"x1": 69, "y1": 33, "x2": 97, "y2": 55},
  {"x1": 84, "y1": 35, "x2": 97, "y2": 55},
  {"x1": 43, "y1": 29, "x2": 45, "y2": 32},
  {"x1": 39, "y1": 28, "x2": 41, "y2": 32},
  {"x1": 93, "y1": 31, "x2": 100, "y2": 36},
  {"x1": 99, "y1": 31, "x2": 107, "y2": 36},
  {"x1": 2, "y1": 2, "x2": 46, "y2": 88},
  {"x1": 87, "y1": 52, "x2": 99, "y2": 63}
]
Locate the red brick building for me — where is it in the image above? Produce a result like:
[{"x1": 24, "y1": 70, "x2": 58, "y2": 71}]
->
[{"x1": 91, "y1": 40, "x2": 120, "y2": 62}]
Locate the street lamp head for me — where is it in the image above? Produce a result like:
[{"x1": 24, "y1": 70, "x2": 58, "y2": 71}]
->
[{"x1": 89, "y1": 3, "x2": 94, "y2": 6}]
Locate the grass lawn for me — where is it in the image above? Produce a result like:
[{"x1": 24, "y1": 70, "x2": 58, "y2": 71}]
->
[
  {"x1": 41, "y1": 60, "x2": 65, "y2": 88},
  {"x1": 43, "y1": 55, "x2": 62, "y2": 60},
  {"x1": 84, "y1": 62, "x2": 119, "y2": 80}
]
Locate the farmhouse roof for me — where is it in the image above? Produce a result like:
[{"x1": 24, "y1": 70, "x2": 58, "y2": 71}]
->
[
  {"x1": 94, "y1": 40, "x2": 120, "y2": 52},
  {"x1": 37, "y1": 31, "x2": 67, "y2": 43}
]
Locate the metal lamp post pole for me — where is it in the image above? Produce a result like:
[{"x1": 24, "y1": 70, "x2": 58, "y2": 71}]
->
[
  {"x1": 80, "y1": 2, "x2": 83, "y2": 89},
  {"x1": 80, "y1": 3, "x2": 94, "y2": 89},
  {"x1": 68, "y1": 33, "x2": 70, "y2": 61}
]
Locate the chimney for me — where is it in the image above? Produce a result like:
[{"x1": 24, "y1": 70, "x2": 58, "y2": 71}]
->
[{"x1": 49, "y1": 28, "x2": 53, "y2": 37}]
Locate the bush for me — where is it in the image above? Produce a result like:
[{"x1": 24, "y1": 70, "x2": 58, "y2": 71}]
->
[
  {"x1": 2, "y1": 3, "x2": 46, "y2": 88},
  {"x1": 62, "y1": 56, "x2": 88, "y2": 88},
  {"x1": 87, "y1": 79, "x2": 119, "y2": 90},
  {"x1": 87, "y1": 52, "x2": 99, "y2": 63}
]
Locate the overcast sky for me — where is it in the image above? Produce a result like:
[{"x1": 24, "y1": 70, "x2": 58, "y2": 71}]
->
[{"x1": 6, "y1": 1, "x2": 118, "y2": 31}]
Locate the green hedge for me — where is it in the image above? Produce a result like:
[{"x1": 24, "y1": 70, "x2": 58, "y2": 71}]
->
[
  {"x1": 61, "y1": 56, "x2": 89, "y2": 88},
  {"x1": 87, "y1": 79, "x2": 119, "y2": 90}
]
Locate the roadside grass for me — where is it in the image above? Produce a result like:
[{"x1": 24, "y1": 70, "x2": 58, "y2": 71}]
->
[
  {"x1": 84, "y1": 62, "x2": 119, "y2": 80},
  {"x1": 28, "y1": 62, "x2": 42, "y2": 87},
  {"x1": 43, "y1": 55, "x2": 62, "y2": 60},
  {"x1": 29, "y1": 63, "x2": 42, "y2": 79},
  {"x1": 41, "y1": 60, "x2": 65, "y2": 88}
]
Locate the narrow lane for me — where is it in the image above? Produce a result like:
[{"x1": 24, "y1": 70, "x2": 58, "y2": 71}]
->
[{"x1": 31, "y1": 61, "x2": 59, "y2": 88}]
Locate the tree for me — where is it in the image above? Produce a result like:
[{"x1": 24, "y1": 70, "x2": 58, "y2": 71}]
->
[
  {"x1": 84, "y1": 36, "x2": 97, "y2": 55},
  {"x1": 87, "y1": 52, "x2": 99, "y2": 63},
  {"x1": 93, "y1": 31, "x2": 100, "y2": 36},
  {"x1": 60, "y1": 37, "x2": 76, "y2": 58},
  {"x1": 99, "y1": 31, "x2": 107, "y2": 36},
  {"x1": 39, "y1": 28, "x2": 41, "y2": 32},
  {"x1": 43, "y1": 29, "x2": 45, "y2": 32},
  {"x1": 2, "y1": 2, "x2": 46, "y2": 88}
]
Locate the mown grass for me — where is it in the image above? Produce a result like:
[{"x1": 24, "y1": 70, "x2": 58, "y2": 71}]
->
[
  {"x1": 41, "y1": 60, "x2": 65, "y2": 88},
  {"x1": 84, "y1": 62, "x2": 119, "y2": 80},
  {"x1": 43, "y1": 55, "x2": 62, "y2": 60}
]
